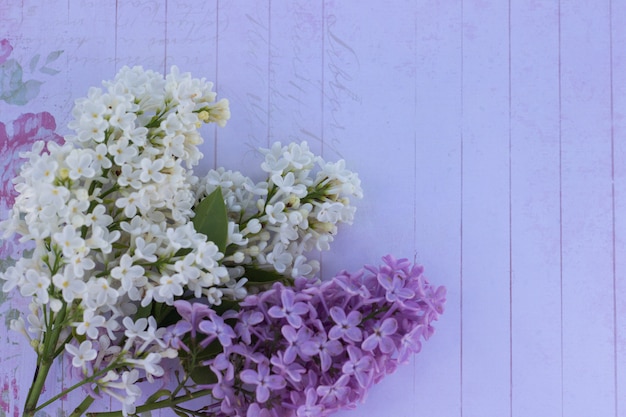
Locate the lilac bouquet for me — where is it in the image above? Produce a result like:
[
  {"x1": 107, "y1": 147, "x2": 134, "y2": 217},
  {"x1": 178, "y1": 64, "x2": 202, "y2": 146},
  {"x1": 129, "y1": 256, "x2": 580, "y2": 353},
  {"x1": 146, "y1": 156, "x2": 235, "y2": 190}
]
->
[{"x1": 0, "y1": 66, "x2": 445, "y2": 417}]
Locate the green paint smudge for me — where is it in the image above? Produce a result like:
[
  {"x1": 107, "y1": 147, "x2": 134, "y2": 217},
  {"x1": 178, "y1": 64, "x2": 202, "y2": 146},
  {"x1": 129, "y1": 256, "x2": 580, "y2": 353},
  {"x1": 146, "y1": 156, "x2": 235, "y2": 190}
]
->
[{"x1": 3, "y1": 309, "x2": 19, "y2": 329}]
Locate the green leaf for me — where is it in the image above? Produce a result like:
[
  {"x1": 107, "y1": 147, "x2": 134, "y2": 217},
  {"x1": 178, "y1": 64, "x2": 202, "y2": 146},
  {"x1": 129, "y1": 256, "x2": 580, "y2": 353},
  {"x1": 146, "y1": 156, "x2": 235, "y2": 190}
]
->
[
  {"x1": 190, "y1": 366, "x2": 218, "y2": 386},
  {"x1": 192, "y1": 188, "x2": 229, "y2": 253},
  {"x1": 3, "y1": 308, "x2": 20, "y2": 329},
  {"x1": 154, "y1": 303, "x2": 180, "y2": 328},
  {"x1": 3, "y1": 79, "x2": 42, "y2": 105},
  {"x1": 45, "y1": 50, "x2": 63, "y2": 64},
  {"x1": 29, "y1": 54, "x2": 40, "y2": 72},
  {"x1": 179, "y1": 336, "x2": 223, "y2": 385},
  {"x1": 174, "y1": 247, "x2": 192, "y2": 257},
  {"x1": 243, "y1": 265, "x2": 289, "y2": 283},
  {"x1": 39, "y1": 66, "x2": 60, "y2": 75},
  {"x1": 135, "y1": 302, "x2": 153, "y2": 321}
]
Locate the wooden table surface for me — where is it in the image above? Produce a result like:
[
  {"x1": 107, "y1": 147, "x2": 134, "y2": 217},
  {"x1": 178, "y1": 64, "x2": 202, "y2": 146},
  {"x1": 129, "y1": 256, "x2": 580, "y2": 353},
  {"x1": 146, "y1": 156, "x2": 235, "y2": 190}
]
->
[{"x1": 0, "y1": 1, "x2": 624, "y2": 416}]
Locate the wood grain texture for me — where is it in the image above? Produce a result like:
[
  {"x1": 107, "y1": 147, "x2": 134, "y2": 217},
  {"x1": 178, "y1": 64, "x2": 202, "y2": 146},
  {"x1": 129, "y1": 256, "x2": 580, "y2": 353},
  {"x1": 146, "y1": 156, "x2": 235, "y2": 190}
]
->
[
  {"x1": 510, "y1": 1, "x2": 561, "y2": 416},
  {"x1": 560, "y1": 1, "x2": 616, "y2": 416},
  {"x1": 0, "y1": 1, "x2": 623, "y2": 416}
]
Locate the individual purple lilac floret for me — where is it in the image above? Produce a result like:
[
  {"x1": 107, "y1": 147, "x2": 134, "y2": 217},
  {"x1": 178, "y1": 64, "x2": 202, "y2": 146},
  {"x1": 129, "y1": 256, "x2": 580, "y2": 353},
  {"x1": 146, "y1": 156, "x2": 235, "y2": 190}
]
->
[{"x1": 170, "y1": 255, "x2": 446, "y2": 417}]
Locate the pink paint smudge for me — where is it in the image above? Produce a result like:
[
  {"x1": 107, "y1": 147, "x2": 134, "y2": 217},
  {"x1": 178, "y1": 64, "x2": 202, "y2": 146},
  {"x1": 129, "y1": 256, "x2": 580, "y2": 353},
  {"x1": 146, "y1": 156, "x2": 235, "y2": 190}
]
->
[
  {"x1": 0, "y1": 112, "x2": 63, "y2": 258},
  {"x1": 0, "y1": 39, "x2": 12, "y2": 65},
  {"x1": 0, "y1": 375, "x2": 20, "y2": 417}
]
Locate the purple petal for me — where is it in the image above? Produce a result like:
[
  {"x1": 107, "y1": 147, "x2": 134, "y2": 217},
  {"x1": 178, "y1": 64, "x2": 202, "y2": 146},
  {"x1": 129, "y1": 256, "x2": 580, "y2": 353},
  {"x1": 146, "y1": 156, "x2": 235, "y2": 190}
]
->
[
  {"x1": 329, "y1": 306, "x2": 346, "y2": 324},
  {"x1": 379, "y1": 336, "x2": 396, "y2": 354},
  {"x1": 305, "y1": 387, "x2": 318, "y2": 405},
  {"x1": 380, "y1": 318, "x2": 398, "y2": 335},
  {"x1": 300, "y1": 341, "x2": 319, "y2": 356},
  {"x1": 346, "y1": 345, "x2": 362, "y2": 361},
  {"x1": 346, "y1": 311, "x2": 362, "y2": 325},
  {"x1": 283, "y1": 346, "x2": 297, "y2": 364},
  {"x1": 281, "y1": 289, "x2": 295, "y2": 308},
  {"x1": 345, "y1": 327, "x2": 363, "y2": 342},
  {"x1": 256, "y1": 385, "x2": 270, "y2": 403},
  {"x1": 247, "y1": 403, "x2": 261, "y2": 417},
  {"x1": 354, "y1": 367, "x2": 371, "y2": 389},
  {"x1": 397, "y1": 287, "x2": 416, "y2": 300},
  {"x1": 319, "y1": 350, "x2": 332, "y2": 372},
  {"x1": 240, "y1": 369, "x2": 259, "y2": 385},
  {"x1": 257, "y1": 363, "x2": 270, "y2": 378},
  {"x1": 173, "y1": 320, "x2": 192, "y2": 335},
  {"x1": 286, "y1": 313, "x2": 303, "y2": 328},
  {"x1": 281, "y1": 325, "x2": 297, "y2": 342},
  {"x1": 267, "y1": 374, "x2": 286, "y2": 390},
  {"x1": 268, "y1": 305, "x2": 286, "y2": 319},
  {"x1": 198, "y1": 320, "x2": 216, "y2": 335},
  {"x1": 291, "y1": 301, "x2": 309, "y2": 315},
  {"x1": 328, "y1": 326, "x2": 343, "y2": 340},
  {"x1": 325, "y1": 340, "x2": 343, "y2": 356},
  {"x1": 286, "y1": 363, "x2": 305, "y2": 382},
  {"x1": 361, "y1": 334, "x2": 378, "y2": 352},
  {"x1": 246, "y1": 311, "x2": 265, "y2": 325},
  {"x1": 218, "y1": 330, "x2": 235, "y2": 347}
]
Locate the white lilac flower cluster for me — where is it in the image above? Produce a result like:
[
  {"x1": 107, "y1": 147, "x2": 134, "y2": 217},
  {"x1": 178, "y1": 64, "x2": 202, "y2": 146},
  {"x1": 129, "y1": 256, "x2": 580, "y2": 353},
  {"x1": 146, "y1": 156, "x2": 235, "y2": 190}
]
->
[
  {"x1": 0, "y1": 66, "x2": 231, "y2": 415},
  {"x1": 197, "y1": 141, "x2": 363, "y2": 282}
]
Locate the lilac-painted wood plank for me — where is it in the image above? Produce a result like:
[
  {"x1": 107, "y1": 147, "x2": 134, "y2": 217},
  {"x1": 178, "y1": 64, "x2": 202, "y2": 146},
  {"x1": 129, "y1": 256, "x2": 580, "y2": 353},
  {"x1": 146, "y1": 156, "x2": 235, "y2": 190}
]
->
[
  {"x1": 0, "y1": 2, "x2": 83, "y2": 415},
  {"x1": 413, "y1": 1, "x2": 462, "y2": 415},
  {"x1": 267, "y1": 1, "x2": 324, "y2": 270},
  {"x1": 214, "y1": 1, "x2": 270, "y2": 176},
  {"x1": 460, "y1": 1, "x2": 511, "y2": 416},
  {"x1": 611, "y1": 1, "x2": 626, "y2": 415},
  {"x1": 0, "y1": 294, "x2": 35, "y2": 416},
  {"x1": 0, "y1": 1, "x2": 23, "y2": 41},
  {"x1": 267, "y1": 1, "x2": 323, "y2": 152},
  {"x1": 319, "y1": 0, "x2": 417, "y2": 280},
  {"x1": 164, "y1": 0, "x2": 218, "y2": 75},
  {"x1": 59, "y1": 4, "x2": 119, "y2": 416},
  {"x1": 560, "y1": 1, "x2": 616, "y2": 416},
  {"x1": 165, "y1": 0, "x2": 219, "y2": 177},
  {"x1": 318, "y1": 2, "x2": 419, "y2": 416},
  {"x1": 1, "y1": 0, "x2": 73, "y2": 127},
  {"x1": 115, "y1": 0, "x2": 166, "y2": 72},
  {"x1": 62, "y1": 0, "x2": 117, "y2": 131},
  {"x1": 509, "y1": 2, "x2": 562, "y2": 416}
]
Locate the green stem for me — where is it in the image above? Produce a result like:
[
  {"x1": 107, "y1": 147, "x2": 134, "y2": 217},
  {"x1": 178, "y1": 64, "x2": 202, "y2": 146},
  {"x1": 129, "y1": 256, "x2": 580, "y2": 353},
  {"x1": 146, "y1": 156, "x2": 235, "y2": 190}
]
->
[
  {"x1": 86, "y1": 389, "x2": 213, "y2": 417},
  {"x1": 69, "y1": 395, "x2": 95, "y2": 417},
  {"x1": 23, "y1": 357, "x2": 54, "y2": 417},
  {"x1": 23, "y1": 304, "x2": 68, "y2": 416},
  {"x1": 33, "y1": 366, "x2": 110, "y2": 413}
]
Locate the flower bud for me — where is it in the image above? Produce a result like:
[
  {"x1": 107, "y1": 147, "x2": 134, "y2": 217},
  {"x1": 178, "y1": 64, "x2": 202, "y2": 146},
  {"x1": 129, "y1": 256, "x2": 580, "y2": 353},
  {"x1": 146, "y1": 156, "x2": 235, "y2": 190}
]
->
[
  {"x1": 59, "y1": 167, "x2": 70, "y2": 180},
  {"x1": 30, "y1": 339, "x2": 40, "y2": 351},
  {"x1": 197, "y1": 110, "x2": 209, "y2": 122},
  {"x1": 233, "y1": 251, "x2": 245, "y2": 263},
  {"x1": 50, "y1": 298, "x2": 63, "y2": 313},
  {"x1": 286, "y1": 195, "x2": 300, "y2": 208}
]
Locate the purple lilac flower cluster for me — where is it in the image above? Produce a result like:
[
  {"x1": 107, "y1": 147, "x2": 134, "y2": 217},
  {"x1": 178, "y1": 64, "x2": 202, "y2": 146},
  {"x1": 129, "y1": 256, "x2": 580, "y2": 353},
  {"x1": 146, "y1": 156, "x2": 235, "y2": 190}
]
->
[{"x1": 171, "y1": 255, "x2": 446, "y2": 417}]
